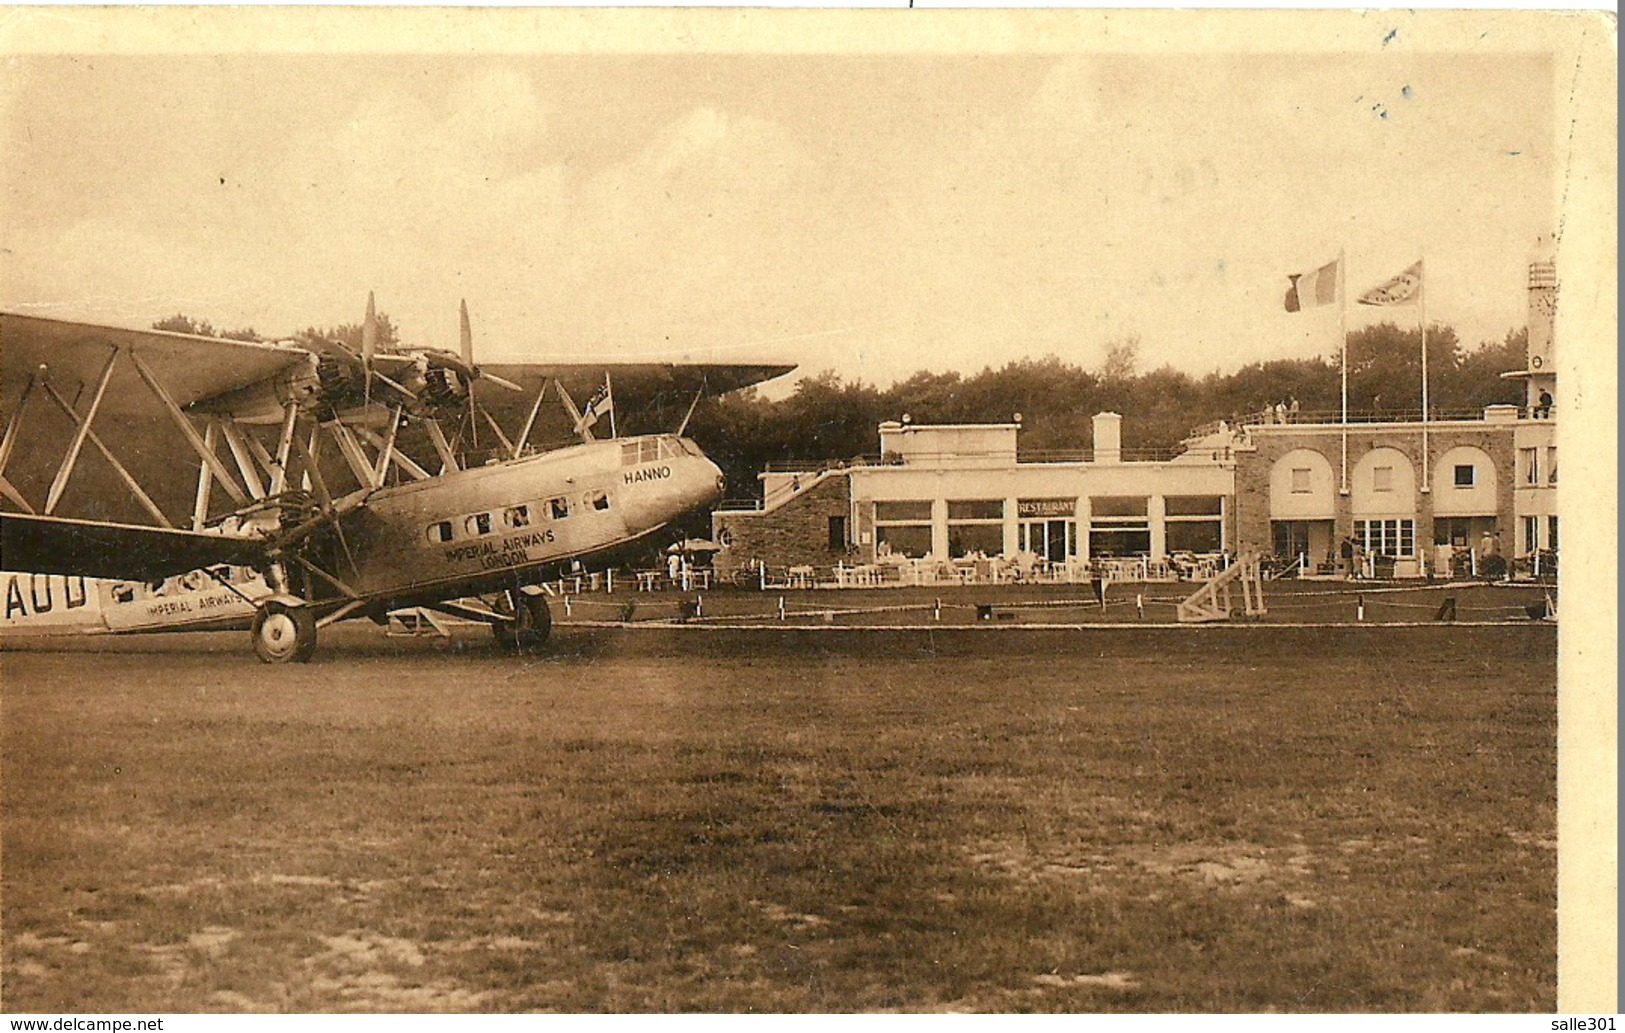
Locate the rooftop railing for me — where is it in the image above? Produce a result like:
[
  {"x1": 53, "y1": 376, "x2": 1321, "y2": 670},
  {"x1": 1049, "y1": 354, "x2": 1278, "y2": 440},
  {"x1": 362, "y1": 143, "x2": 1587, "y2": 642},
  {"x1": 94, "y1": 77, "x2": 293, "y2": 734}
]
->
[{"x1": 1185, "y1": 405, "x2": 1550, "y2": 440}]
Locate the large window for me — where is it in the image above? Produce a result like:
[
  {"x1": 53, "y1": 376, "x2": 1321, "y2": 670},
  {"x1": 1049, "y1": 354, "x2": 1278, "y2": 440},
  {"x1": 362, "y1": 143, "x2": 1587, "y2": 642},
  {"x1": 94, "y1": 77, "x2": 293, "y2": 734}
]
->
[
  {"x1": 1272, "y1": 521, "x2": 1311, "y2": 558},
  {"x1": 947, "y1": 499, "x2": 1004, "y2": 557},
  {"x1": 874, "y1": 500, "x2": 932, "y2": 559},
  {"x1": 874, "y1": 501, "x2": 932, "y2": 522},
  {"x1": 622, "y1": 439, "x2": 661, "y2": 466},
  {"x1": 1434, "y1": 516, "x2": 1472, "y2": 547},
  {"x1": 1355, "y1": 519, "x2": 1415, "y2": 558},
  {"x1": 1164, "y1": 495, "x2": 1223, "y2": 554},
  {"x1": 1090, "y1": 496, "x2": 1150, "y2": 557},
  {"x1": 1521, "y1": 448, "x2": 1541, "y2": 485}
]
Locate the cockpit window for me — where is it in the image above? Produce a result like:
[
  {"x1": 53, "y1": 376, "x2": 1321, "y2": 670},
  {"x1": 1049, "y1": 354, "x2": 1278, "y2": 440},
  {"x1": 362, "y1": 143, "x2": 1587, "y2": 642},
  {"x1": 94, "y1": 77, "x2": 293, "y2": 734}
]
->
[{"x1": 621, "y1": 441, "x2": 642, "y2": 466}]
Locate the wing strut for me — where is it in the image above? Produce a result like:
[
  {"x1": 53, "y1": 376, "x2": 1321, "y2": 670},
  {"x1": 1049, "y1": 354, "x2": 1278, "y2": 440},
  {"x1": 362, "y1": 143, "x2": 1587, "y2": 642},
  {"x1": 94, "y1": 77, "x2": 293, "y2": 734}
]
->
[
  {"x1": 40, "y1": 379, "x2": 174, "y2": 529},
  {"x1": 129, "y1": 349, "x2": 248, "y2": 507},
  {"x1": 480, "y1": 408, "x2": 514, "y2": 456},
  {"x1": 512, "y1": 380, "x2": 548, "y2": 459},
  {"x1": 370, "y1": 407, "x2": 404, "y2": 488},
  {"x1": 327, "y1": 422, "x2": 376, "y2": 488},
  {"x1": 354, "y1": 425, "x2": 430, "y2": 481},
  {"x1": 0, "y1": 372, "x2": 37, "y2": 481},
  {"x1": 218, "y1": 418, "x2": 268, "y2": 500},
  {"x1": 192, "y1": 421, "x2": 217, "y2": 530},
  {"x1": 556, "y1": 380, "x2": 596, "y2": 443},
  {"x1": 425, "y1": 419, "x2": 460, "y2": 474},
  {"x1": 0, "y1": 474, "x2": 34, "y2": 514},
  {"x1": 268, "y1": 403, "x2": 299, "y2": 495},
  {"x1": 239, "y1": 415, "x2": 289, "y2": 495},
  {"x1": 44, "y1": 349, "x2": 118, "y2": 514},
  {"x1": 0, "y1": 373, "x2": 40, "y2": 513}
]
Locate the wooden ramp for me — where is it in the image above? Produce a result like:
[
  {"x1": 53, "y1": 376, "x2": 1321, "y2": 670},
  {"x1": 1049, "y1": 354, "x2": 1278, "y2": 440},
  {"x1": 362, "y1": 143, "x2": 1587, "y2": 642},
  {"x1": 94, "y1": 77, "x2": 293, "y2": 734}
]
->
[{"x1": 1177, "y1": 553, "x2": 1267, "y2": 623}]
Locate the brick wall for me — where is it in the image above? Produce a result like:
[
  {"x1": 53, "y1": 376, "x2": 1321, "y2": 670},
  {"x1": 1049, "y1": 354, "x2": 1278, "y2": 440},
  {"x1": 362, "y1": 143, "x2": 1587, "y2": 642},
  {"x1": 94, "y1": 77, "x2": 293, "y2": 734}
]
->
[
  {"x1": 1233, "y1": 424, "x2": 1517, "y2": 556},
  {"x1": 712, "y1": 473, "x2": 853, "y2": 575}
]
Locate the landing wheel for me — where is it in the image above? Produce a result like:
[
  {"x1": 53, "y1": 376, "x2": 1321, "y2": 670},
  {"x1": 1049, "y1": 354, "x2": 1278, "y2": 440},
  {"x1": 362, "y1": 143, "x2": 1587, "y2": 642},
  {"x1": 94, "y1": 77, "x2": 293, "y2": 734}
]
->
[
  {"x1": 494, "y1": 590, "x2": 551, "y2": 652},
  {"x1": 252, "y1": 602, "x2": 317, "y2": 663}
]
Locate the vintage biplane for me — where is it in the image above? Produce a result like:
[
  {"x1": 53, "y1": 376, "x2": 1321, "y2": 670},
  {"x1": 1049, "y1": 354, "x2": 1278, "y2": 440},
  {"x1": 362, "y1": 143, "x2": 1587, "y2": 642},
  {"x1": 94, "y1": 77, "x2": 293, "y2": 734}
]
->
[{"x1": 0, "y1": 301, "x2": 792, "y2": 661}]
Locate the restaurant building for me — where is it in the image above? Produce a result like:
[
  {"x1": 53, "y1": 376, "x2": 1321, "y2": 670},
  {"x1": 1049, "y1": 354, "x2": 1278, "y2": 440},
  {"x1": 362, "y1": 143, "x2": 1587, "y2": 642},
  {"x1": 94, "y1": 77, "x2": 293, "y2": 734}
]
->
[
  {"x1": 712, "y1": 250, "x2": 1558, "y2": 582},
  {"x1": 712, "y1": 412, "x2": 1234, "y2": 580}
]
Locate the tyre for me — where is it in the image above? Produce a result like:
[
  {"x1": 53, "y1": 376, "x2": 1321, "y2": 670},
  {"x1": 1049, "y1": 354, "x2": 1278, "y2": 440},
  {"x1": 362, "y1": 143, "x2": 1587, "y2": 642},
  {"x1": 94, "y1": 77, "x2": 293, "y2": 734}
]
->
[
  {"x1": 491, "y1": 620, "x2": 518, "y2": 649},
  {"x1": 251, "y1": 602, "x2": 317, "y2": 663},
  {"x1": 510, "y1": 591, "x2": 552, "y2": 652}
]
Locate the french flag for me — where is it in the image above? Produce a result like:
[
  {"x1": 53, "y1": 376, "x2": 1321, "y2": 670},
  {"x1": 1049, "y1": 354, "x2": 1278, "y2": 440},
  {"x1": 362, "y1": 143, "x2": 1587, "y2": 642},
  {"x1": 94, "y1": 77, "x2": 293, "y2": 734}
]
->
[{"x1": 1284, "y1": 259, "x2": 1339, "y2": 312}]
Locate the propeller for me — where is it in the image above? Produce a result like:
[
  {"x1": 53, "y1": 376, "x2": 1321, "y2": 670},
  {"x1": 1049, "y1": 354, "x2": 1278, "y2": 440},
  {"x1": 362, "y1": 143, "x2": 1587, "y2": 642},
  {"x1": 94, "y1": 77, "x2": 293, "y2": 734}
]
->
[
  {"x1": 360, "y1": 291, "x2": 378, "y2": 409},
  {"x1": 426, "y1": 300, "x2": 523, "y2": 394}
]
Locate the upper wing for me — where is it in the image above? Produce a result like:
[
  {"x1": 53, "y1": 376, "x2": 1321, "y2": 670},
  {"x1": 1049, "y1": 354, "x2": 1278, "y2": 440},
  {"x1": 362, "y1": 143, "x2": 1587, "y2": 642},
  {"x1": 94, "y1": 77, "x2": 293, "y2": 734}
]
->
[
  {"x1": 0, "y1": 512, "x2": 268, "y2": 581},
  {"x1": 477, "y1": 362, "x2": 796, "y2": 404},
  {"x1": 1, "y1": 312, "x2": 308, "y2": 418}
]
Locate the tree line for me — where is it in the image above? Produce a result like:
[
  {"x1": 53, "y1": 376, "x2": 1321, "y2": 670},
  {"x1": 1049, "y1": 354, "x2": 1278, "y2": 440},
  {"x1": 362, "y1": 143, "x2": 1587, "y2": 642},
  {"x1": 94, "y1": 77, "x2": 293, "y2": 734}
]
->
[
  {"x1": 683, "y1": 324, "x2": 1528, "y2": 498},
  {"x1": 153, "y1": 312, "x2": 1529, "y2": 501}
]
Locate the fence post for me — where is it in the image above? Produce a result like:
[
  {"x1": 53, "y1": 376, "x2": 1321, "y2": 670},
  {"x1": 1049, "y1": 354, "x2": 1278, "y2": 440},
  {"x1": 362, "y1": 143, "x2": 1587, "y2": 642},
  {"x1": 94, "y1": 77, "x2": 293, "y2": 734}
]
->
[
  {"x1": 934, "y1": 597, "x2": 941, "y2": 621},
  {"x1": 695, "y1": 594, "x2": 703, "y2": 619},
  {"x1": 564, "y1": 595, "x2": 572, "y2": 617},
  {"x1": 606, "y1": 569, "x2": 613, "y2": 594},
  {"x1": 778, "y1": 595, "x2": 786, "y2": 620},
  {"x1": 1356, "y1": 594, "x2": 1365, "y2": 622},
  {"x1": 1136, "y1": 593, "x2": 1144, "y2": 620}
]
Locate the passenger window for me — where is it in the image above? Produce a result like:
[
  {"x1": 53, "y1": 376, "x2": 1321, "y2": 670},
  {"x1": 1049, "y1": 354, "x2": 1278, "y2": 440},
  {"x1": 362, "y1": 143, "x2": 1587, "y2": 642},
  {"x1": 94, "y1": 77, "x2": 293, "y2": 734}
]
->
[
  {"x1": 587, "y1": 491, "x2": 611, "y2": 512},
  {"x1": 427, "y1": 520, "x2": 454, "y2": 544},
  {"x1": 504, "y1": 505, "x2": 530, "y2": 529},
  {"x1": 550, "y1": 497, "x2": 571, "y2": 520},
  {"x1": 465, "y1": 513, "x2": 493, "y2": 537}
]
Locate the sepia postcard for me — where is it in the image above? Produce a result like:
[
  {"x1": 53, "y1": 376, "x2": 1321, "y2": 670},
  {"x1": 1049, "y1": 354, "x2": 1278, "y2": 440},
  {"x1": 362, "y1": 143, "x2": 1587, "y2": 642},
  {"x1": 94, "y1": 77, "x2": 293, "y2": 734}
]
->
[{"x1": 0, "y1": 7, "x2": 1613, "y2": 1018}]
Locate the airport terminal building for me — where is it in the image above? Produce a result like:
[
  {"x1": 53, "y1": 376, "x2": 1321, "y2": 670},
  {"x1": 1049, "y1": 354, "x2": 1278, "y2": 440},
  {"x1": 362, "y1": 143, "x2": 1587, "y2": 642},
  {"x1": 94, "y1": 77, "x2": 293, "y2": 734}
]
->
[{"x1": 713, "y1": 255, "x2": 1559, "y2": 583}]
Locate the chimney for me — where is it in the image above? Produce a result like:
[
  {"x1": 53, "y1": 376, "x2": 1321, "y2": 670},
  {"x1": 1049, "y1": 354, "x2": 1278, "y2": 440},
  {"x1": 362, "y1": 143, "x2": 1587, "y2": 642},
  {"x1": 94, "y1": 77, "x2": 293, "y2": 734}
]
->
[{"x1": 1093, "y1": 412, "x2": 1122, "y2": 463}]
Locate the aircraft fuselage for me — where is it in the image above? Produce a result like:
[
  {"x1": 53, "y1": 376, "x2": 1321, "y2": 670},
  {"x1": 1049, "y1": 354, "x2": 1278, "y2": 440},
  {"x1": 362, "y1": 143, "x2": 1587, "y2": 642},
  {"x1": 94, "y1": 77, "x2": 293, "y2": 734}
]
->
[{"x1": 317, "y1": 433, "x2": 723, "y2": 612}]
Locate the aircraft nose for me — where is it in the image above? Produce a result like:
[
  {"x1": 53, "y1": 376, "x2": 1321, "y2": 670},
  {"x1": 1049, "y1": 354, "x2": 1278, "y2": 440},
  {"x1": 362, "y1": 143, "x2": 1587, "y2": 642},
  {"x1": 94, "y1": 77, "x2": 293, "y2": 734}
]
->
[{"x1": 703, "y1": 457, "x2": 725, "y2": 503}]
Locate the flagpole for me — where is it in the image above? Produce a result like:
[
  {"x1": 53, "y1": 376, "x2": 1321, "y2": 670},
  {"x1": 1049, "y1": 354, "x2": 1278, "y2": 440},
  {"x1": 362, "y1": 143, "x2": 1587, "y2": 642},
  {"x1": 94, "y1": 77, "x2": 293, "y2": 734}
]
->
[
  {"x1": 1339, "y1": 245, "x2": 1349, "y2": 494},
  {"x1": 1419, "y1": 256, "x2": 1429, "y2": 495},
  {"x1": 605, "y1": 372, "x2": 617, "y2": 439}
]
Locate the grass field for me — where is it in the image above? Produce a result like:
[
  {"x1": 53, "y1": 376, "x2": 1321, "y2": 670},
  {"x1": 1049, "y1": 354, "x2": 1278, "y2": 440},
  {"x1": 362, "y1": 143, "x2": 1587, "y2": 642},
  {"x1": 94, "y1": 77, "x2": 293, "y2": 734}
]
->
[{"x1": 2, "y1": 622, "x2": 1556, "y2": 1012}]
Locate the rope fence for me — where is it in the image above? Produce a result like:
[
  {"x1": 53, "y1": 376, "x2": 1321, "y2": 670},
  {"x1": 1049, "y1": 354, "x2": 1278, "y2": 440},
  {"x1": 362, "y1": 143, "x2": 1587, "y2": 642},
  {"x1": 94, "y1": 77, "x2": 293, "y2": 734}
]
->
[{"x1": 546, "y1": 579, "x2": 1553, "y2": 628}]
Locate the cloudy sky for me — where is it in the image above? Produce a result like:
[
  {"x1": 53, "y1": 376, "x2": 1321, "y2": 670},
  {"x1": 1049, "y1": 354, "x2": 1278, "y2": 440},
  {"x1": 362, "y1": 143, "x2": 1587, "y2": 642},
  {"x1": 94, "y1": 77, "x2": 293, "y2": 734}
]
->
[{"x1": 1, "y1": 12, "x2": 1580, "y2": 387}]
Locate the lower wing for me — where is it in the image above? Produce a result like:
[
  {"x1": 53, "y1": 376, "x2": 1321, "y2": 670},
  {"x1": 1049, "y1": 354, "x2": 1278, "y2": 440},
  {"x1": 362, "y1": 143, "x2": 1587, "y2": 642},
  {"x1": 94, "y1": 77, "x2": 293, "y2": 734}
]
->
[{"x1": 0, "y1": 512, "x2": 268, "y2": 582}]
